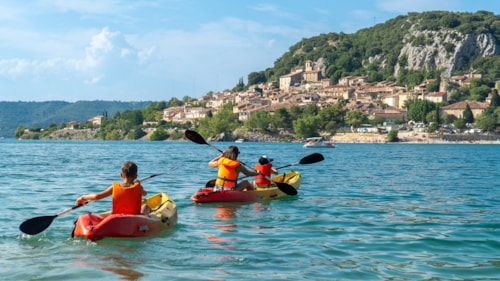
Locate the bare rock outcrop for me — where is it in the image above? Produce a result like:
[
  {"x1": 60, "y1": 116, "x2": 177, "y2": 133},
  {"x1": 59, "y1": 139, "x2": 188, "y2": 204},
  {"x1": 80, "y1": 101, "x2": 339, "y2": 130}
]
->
[{"x1": 394, "y1": 27, "x2": 499, "y2": 77}]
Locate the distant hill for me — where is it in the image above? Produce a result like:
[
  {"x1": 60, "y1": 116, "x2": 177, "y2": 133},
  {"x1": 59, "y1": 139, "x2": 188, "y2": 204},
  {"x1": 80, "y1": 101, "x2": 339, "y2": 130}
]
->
[
  {"x1": 249, "y1": 11, "x2": 500, "y2": 88},
  {"x1": 0, "y1": 100, "x2": 151, "y2": 137}
]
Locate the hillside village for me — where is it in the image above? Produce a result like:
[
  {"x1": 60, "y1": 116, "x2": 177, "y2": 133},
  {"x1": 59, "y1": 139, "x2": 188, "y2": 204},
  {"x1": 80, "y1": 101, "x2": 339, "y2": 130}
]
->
[{"x1": 159, "y1": 60, "x2": 492, "y2": 126}]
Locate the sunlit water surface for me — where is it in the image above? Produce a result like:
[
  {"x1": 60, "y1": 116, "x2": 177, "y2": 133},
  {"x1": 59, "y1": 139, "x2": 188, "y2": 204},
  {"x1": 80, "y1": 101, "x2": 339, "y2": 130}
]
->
[{"x1": 1, "y1": 140, "x2": 499, "y2": 280}]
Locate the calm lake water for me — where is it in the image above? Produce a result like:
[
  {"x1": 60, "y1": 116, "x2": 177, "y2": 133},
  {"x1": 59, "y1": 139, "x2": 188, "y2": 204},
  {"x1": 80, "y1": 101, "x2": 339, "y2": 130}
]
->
[{"x1": 1, "y1": 139, "x2": 499, "y2": 280}]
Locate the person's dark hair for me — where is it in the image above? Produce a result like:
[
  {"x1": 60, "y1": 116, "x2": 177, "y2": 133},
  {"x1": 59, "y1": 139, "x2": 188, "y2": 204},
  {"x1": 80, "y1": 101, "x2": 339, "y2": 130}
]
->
[
  {"x1": 259, "y1": 155, "x2": 273, "y2": 165},
  {"x1": 122, "y1": 161, "x2": 138, "y2": 177},
  {"x1": 223, "y1": 146, "x2": 239, "y2": 160}
]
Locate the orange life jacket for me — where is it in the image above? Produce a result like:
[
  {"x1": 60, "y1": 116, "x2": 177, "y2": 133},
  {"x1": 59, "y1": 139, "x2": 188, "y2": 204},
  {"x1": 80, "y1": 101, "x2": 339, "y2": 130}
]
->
[
  {"x1": 254, "y1": 163, "x2": 272, "y2": 185},
  {"x1": 112, "y1": 181, "x2": 143, "y2": 214},
  {"x1": 215, "y1": 157, "x2": 240, "y2": 188}
]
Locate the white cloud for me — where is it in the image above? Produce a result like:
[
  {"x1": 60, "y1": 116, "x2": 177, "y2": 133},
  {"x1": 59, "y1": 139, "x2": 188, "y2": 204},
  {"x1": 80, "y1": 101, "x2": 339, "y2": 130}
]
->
[{"x1": 0, "y1": 26, "x2": 151, "y2": 87}]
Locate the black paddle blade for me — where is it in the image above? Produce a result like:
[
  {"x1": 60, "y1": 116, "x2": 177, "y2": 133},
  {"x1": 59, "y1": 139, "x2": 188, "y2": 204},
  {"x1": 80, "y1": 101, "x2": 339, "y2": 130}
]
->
[
  {"x1": 185, "y1": 130, "x2": 207, "y2": 145},
  {"x1": 276, "y1": 182, "x2": 298, "y2": 196},
  {"x1": 206, "y1": 179, "x2": 216, "y2": 187},
  {"x1": 19, "y1": 215, "x2": 57, "y2": 235},
  {"x1": 299, "y1": 153, "x2": 325, "y2": 165}
]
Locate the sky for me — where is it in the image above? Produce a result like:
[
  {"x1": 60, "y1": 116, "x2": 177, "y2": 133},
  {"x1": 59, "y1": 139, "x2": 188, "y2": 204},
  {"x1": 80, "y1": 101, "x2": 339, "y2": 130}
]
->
[{"x1": 0, "y1": 0, "x2": 498, "y2": 102}]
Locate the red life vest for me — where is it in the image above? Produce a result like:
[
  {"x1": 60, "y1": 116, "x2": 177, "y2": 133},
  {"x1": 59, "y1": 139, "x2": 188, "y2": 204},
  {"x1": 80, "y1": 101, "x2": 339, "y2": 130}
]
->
[
  {"x1": 112, "y1": 181, "x2": 143, "y2": 214},
  {"x1": 215, "y1": 157, "x2": 240, "y2": 188},
  {"x1": 254, "y1": 163, "x2": 272, "y2": 185}
]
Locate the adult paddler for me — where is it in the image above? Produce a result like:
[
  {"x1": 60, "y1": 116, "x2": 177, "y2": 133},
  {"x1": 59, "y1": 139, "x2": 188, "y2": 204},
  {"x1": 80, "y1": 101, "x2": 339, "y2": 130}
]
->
[{"x1": 208, "y1": 145, "x2": 260, "y2": 191}]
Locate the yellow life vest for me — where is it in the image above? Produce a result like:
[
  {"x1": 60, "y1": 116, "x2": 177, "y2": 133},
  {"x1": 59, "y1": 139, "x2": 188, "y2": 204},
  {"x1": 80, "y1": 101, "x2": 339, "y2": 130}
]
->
[{"x1": 215, "y1": 157, "x2": 240, "y2": 188}]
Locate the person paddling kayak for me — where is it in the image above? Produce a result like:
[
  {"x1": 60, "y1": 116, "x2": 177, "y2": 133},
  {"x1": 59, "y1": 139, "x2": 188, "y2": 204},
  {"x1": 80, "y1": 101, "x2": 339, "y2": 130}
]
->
[
  {"x1": 254, "y1": 155, "x2": 278, "y2": 188},
  {"x1": 208, "y1": 145, "x2": 260, "y2": 191},
  {"x1": 75, "y1": 161, "x2": 151, "y2": 214}
]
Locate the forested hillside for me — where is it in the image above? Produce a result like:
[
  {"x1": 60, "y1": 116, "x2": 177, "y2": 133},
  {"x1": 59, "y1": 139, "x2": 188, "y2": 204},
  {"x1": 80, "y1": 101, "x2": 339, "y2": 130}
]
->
[
  {"x1": 0, "y1": 101, "x2": 151, "y2": 137},
  {"x1": 247, "y1": 11, "x2": 500, "y2": 88}
]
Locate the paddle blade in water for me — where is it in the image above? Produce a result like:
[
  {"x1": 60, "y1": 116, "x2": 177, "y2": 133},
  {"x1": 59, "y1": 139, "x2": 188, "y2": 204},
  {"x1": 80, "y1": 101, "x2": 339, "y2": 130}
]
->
[
  {"x1": 19, "y1": 215, "x2": 57, "y2": 235},
  {"x1": 184, "y1": 130, "x2": 207, "y2": 145},
  {"x1": 300, "y1": 153, "x2": 325, "y2": 165}
]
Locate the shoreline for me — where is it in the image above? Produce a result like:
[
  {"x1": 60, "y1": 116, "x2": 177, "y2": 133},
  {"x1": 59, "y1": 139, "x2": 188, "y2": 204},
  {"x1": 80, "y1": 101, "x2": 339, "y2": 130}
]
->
[
  {"x1": 14, "y1": 128, "x2": 500, "y2": 144},
  {"x1": 330, "y1": 131, "x2": 500, "y2": 144}
]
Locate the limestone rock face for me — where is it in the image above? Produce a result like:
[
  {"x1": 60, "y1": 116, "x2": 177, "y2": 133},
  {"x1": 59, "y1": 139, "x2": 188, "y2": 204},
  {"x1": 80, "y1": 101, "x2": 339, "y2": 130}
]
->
[{"x1": 393, "y1": 27, "x2": 499, "y2": 77}]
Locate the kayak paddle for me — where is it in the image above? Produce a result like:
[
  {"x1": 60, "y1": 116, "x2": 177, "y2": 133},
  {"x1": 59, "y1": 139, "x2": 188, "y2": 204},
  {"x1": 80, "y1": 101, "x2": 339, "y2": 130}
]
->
[
  {"x1": 275, "y1": 153, "x2": 325, "y2": 169},
  {"x1": 185, "y1": 130, "x2": 297, "y2": 195},
  {"x1": 19, "y1": 170, "x2": 176, "y2": 236},
  {"x1": 235, "y1": 153, "x2": 325, "y2": 181}
]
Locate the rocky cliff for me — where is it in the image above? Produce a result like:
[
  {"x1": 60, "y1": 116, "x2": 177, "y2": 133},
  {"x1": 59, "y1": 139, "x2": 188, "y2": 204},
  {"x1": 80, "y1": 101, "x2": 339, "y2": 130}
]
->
[{"x1": 394, "y1": 26, "x2": 499, "y2": 77}]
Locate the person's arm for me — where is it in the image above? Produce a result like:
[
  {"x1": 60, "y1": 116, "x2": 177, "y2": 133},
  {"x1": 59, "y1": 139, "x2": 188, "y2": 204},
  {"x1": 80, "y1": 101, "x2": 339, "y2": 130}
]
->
[
  {"x1": 208, "y1": 155, "x2": 222, "y2": 168},
  {"x1": 76, "y1": 185, "x2": 113, "y2": 206},
  {"x1": 237, "y1": 165, "x2": 260, "y2": 177},
  {"x1": 271, "y1": 167, "x2": 278, "y2": 175}
]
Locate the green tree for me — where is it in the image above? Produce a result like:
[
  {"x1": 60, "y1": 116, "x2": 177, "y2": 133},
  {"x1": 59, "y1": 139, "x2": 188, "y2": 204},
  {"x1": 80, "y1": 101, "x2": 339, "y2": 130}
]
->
[
  {"x1": 271, "y1": 108, "x2": 293, "y2": 130},
  {"x1": 167, "y1": 98, "x2": 184, "y2": 107},
  {"x1": 289, "y1": 105, "x2": 304, "y2": 120},
  {"x1": 370, "y1": 116, "x2": 386, "y2": 127},
  {"x1": 463, "y1": 104, "x2": 474, "y2": 124},
  {"x1": 453, "y1": 117, "x2": 467, "y2": 131},
  {"x1": 345, "y1": 110, "x2": 368, "y2": 132},
  {"x1": 489, "y1": 89, "x2": 499, "y2": 108},
  {"x1": 143, "y1": 101, "x2": 167, "y2": 121},
  {"x1": 470, "y1": 85, "x2": 491, "y2": 101},
  {"x1": 475, "y1": 107, "x2": 499, "y2": 132},
  {"x1": 387, "y1": 130, "x2": 399, "y2": 142},
  {"x1": 150, "y1": 127, "x2": 168, "y2": 141},
  {"x1": 475, "y1": 112, "x2": 497, "y2": 132},
  {"x1": 128, "y1": 129, "x2": 147, "y2": 140},
  {"x1": 245, "y1": 110, "x2": 272, "y2": 132},
  {"x1": 408, "y1": 100, "x2": 436, "y2": 123},
  {"x1": 14, "y1": 125, "x2": 26, "y2": 139},
  {"x1": 293, "y1": 115, "x2": 320, "y2": 138},
  {"x1": 318, "y1": 103, "x2": 346, "y2": 131},
  {"x1": 105, "y1": 129, "x2": 122, "y2": 140},
  {"x1": 426, "y1": 78, "x2": 440, "y2": 92},
  {"x1": 233, "y1": 77, "x2": 245, "y2": 92},
  {"x1": 196, "y1": 103, "x2": 240, "y2": 138},
  {"x1": 248, "y1": 71, "x2": 267, "y2": 85},
  {"x1": 303, "y1": 104, "x2": 319, "y2": 116}
]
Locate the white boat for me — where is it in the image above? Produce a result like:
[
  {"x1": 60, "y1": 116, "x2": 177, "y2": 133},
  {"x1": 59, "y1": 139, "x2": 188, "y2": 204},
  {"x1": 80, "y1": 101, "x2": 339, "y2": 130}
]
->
[
  {"x1": 235, "y1": 138, "x2": 244, "y2": 143},
  {"x1": 303, "y1": 137, "x2": 336, "y2": 148}
]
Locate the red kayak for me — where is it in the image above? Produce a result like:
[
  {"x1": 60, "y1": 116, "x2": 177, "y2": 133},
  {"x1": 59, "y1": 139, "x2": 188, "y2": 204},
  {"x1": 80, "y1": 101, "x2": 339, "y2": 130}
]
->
[
  {"x1": 191, "y1": 171, "x2": 301, "y2": 203},
  {"x1": 73, "y1": 192, "x2": 177, "y2": 241}
]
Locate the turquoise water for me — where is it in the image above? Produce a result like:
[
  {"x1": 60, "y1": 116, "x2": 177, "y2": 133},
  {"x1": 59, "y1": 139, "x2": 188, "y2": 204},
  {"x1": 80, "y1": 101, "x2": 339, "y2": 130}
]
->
[{"x1": 1, "y1": 139, "x2": 499, "y2": 280}]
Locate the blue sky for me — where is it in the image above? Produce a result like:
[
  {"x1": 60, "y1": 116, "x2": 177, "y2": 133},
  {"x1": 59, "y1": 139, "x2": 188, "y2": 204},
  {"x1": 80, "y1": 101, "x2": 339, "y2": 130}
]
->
[{"x1": 0, "y1": 0, "x2": 498, "y2": 102}]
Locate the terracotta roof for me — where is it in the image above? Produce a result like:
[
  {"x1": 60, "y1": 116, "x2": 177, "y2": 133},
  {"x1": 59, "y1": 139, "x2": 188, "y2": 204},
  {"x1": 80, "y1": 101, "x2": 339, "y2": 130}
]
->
[
  {"x1": 441, "y1": 100, "x2": 489, "y2": 110},
  {"x1": 426, "y1": 92, "x2": 446, "y2": 97}
]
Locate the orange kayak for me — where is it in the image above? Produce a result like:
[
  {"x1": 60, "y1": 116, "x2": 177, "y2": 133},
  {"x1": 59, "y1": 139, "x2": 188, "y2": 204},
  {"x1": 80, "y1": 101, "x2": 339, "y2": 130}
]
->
[{"x1": 72, "y1": 192, "x2": 177, "y2": 241}]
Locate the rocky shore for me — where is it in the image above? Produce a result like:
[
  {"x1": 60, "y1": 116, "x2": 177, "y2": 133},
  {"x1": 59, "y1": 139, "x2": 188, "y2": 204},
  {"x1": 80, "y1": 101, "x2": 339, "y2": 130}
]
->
[{"x1": 331, "y1": 131, "x2": 500, "y2": 144}]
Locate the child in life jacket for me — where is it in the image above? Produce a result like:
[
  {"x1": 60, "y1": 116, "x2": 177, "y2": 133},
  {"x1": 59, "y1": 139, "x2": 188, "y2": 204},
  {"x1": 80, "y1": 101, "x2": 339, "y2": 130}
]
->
[
  {"x1": 254, "y1": 155, "x2": 278, "y2": 188},
  {"x1": 75, "y1": 161, "x2": 151, "y2": 214}
]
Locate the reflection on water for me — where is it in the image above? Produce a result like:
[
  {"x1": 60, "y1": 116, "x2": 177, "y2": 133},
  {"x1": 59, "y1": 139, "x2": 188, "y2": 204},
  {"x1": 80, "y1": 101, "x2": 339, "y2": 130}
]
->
[
  {"x1": 73, "y1": 241, "x2": 147, "y2": 280},
  {"x1": 100, "y1": 255, "x2": 145, "y2": 281}
]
